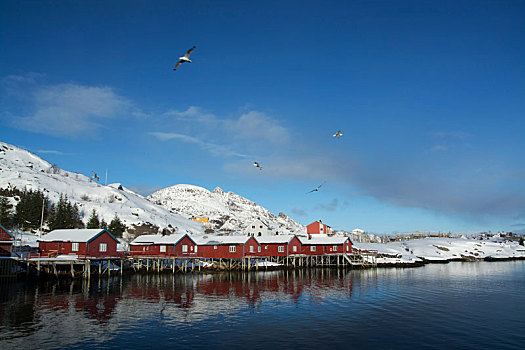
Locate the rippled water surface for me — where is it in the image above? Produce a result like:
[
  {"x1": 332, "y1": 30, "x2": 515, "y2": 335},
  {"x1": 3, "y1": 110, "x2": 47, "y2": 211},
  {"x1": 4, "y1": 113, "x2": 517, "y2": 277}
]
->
[{"x1": 1, "y1": 261, "x2": 524, "y2": 349}]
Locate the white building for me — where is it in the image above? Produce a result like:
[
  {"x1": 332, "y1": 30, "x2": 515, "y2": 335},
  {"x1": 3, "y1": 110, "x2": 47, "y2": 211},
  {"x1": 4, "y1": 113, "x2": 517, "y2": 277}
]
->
[{"x1": 246, "y1": 218, "x2": 273, "y2": 237}]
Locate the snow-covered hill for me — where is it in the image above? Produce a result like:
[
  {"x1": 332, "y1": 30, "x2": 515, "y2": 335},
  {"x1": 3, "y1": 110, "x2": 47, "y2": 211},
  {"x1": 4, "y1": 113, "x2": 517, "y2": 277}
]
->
[
  {"x1": 0, "y1": 142, "x2": 204, "y2": 238},
  {"x1": 147, "y1": 184, "x2": 305, "y2": 235}
]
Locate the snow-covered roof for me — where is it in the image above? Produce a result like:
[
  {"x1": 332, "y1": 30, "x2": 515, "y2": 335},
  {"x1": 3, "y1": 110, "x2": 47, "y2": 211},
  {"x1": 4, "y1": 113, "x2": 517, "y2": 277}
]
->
[
  {"x1": 130, "y1": 233, "x2": 192, "y2": 246},
  {"x1": 256, "y1": 235, "x2": 296, "y2": 244},
  {"x1": 39, "y1": 229, "x2": 119, "y2": 243},
  {"x1": 194, "y1": 235, "x2": 251, "y2": 245},
  {"x1": 298, "y1": 235, "x2": 349, "y2": 245}
]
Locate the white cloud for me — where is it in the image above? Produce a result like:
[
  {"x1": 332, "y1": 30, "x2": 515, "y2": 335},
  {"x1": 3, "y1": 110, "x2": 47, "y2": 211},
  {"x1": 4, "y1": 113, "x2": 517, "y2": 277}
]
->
[
  {"x1": 225, "y1": 111, "x2": 289, "y2": 144},
  {"x1": 430, "y1": 144, "x2": 448, "y2": 152},
  {"x1": 148, "y1": 131, "x2": 250, "y2": 158},
  {"x1": 8, "y1": 82, "x2": 131, "y2": 137}
]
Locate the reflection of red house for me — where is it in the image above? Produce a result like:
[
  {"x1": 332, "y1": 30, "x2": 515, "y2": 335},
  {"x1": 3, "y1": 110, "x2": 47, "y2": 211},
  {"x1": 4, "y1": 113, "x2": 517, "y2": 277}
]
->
[
  {"x1": 255, "y1": 235, "x2": 302, "y2": 257},
  {"x1": 0, "y1": 224, "x2": 14, "y2": 256},
  {"x1": 130, "y1": 234, "x2": 197, "y2": 257},
  {"x1": 306, "y1": 220, "x2": 333, "y2": 235},
  {"x1": 298, "y1": 235, "x2": 352, "y2": 255},
  {"x1": 38, "y1": 229, "x2": 120, "y2": 258},
  {"x1": 195, "y1": 236, "x2": 256, "y2": 259}
]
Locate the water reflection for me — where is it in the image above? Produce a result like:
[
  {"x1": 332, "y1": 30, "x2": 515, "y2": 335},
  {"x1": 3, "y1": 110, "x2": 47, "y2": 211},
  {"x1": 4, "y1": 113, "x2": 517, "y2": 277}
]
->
[{"x1": 1, "y1": 262, "x2": 524, "y2": 349}]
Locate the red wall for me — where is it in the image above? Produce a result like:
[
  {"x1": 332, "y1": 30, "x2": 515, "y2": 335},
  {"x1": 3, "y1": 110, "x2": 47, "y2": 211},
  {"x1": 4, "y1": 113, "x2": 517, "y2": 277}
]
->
[
  {"x1": 307, "y1": 221, "x2": 329, "y2": 235},
  {"x1": 0, "y1": 226, "x2": 12, "y2": 241},
  {"x1": 288, "y1": 236, "x2": 302, "y2": 255},
  {"x1": 0, "y1": 243, "x2": 12, "y2": 256},
  {"x1": 39, "y1": 231, "x2": 118, "y2": 258},
  {"x1": 197, "y1": 243, "x2": 246, "y2": 259},
  {"x1": 130, "y1": 236, "x2": 197, "y2": 257},
  {"x1": 244, "y1": 237, "x2": 260, "y2": 257}
]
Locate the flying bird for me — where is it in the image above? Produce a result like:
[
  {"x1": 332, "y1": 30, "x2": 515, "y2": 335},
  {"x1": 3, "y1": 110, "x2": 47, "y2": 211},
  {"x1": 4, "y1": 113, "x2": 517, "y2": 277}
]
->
[
  {"x1": 92, "y1": 171, "x2": 100, "y2": 181},
  {"x1": 173, "y1": 46, "x2": 196, "y2": 71},
  {"x1": 307, "y1": 181, "x2": 326, "y2": 193},
  {"x1": 253, "y1": 161, "x2": 262, "y2": 170},
  {"x1": 333, "y1": 130, "x2": 343, "y2": 138}
]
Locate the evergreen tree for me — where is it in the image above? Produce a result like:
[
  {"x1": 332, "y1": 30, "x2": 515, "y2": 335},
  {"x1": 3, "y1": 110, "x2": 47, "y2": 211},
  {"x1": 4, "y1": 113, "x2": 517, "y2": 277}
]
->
[
  {"x1": 86, "y1": 209, "x2": 100, "y2": 229},
  {"x1": 0, "y1": 196, "x2": 13, "y2": 228},
  {"x1": 108, "y1": 214, "x2": 126, "y2": 237},
  {"x1": 15, "y1": 189, "x2": 49, "y2": 230},
  {"x1": 48, "y1": 195, "x2": 84, "y2": 230}
]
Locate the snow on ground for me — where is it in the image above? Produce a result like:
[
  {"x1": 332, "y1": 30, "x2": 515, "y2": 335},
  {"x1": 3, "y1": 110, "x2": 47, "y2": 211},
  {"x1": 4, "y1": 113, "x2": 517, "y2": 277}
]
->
[
  {"x1": 0, "y1": 142, "x2": 205, "y2": 237},
  {"x1": 355, "y1": 237, "x2": 525, "y2": 262}
]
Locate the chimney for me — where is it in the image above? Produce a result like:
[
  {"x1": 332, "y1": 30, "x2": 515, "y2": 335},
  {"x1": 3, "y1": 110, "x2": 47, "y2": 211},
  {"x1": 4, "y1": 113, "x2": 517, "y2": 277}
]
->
[{"x1": 308, "y1": 234, "x2": 311, "y2": 240}]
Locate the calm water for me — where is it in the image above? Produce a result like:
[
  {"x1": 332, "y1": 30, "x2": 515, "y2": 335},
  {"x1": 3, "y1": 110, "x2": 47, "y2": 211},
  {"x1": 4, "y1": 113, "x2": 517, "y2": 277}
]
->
[{"x1": 0, "y1": 261, "x2": 524, "y2": 349}]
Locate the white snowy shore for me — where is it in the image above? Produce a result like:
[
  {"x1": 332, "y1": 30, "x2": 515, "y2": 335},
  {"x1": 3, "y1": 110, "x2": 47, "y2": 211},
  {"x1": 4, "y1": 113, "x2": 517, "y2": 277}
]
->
[{"x1": 355, "y1": 237, "x2": 525, "y2": 266}]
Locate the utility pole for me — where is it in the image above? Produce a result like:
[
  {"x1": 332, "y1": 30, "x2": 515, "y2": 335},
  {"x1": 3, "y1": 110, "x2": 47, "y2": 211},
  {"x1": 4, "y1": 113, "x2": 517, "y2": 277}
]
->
[{"x1": 39, "y1": 189, "x2": 48, "y2": 237}]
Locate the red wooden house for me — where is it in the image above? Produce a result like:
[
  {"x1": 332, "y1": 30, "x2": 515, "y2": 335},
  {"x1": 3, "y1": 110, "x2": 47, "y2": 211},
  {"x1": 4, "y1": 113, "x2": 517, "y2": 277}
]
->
[
  {"x1": 195, "y1": 235, "x2": 258, "y2": 259},
  {"x1": 298, "y1": 235, "x2": 352, "y2": 255},
  {"x1": 38, "y1": 229, "x2": 120, "y2": 258},
  {"x1": 255, "y1": 235, "x2": 302, "y2": 257},
  {"x1": 307, "y1": 220, "x2": 334, "y2": 235},
  {"x1": 129, "y1": 233, "x2": 197, "y2": 257},
  {"x1": 0, "y1": 224, "x2": 14, "y2": 257}
]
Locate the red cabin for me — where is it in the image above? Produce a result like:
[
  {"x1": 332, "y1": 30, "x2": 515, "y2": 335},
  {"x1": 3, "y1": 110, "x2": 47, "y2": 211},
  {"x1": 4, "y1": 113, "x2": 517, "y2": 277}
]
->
[
  {"x1": 298, "y1": 235, "x2": 352, "y2": 255},
  {"x1": 307, "y1": 220, "x2": 334, "y2": 235},
  {"x1": 196, "y1": 235, "x2": 257, "y2": 259},
  {"x1": 255, "y1": 235, "x2": 302, "y2": 257},
  {"x1": 38, "y1": 229, "x2": 120, "y2": 258},
  {"x1": 0, "y1": 224, "x2": 14, "y2": 257},
  {"x1": 129, "y1": 233, "x2": 197, "y2": 257}
]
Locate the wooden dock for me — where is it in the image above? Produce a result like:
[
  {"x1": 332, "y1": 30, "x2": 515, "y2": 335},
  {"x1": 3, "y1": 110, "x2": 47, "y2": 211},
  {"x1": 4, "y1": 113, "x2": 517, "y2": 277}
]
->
[{"x1": 11, "y1": 252, "x2": 378, "y2": 280}]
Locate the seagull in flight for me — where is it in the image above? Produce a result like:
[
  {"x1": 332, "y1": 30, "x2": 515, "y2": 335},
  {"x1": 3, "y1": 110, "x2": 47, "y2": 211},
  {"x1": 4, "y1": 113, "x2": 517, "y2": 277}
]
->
[
  {"x1": 307, "y1": 182, "x2": 325, "y2": 193},
  {"x1": 92, "y1": 171, "x2": 100, "y2": 181},
  {"x1": 333, "y1": 130, "x2": 343, "y2": 138},
  {"x1": 253, "y1": 161, "x2": 263, "y2": 170},
  {"x1": 173, "y1": 46, "x2": 196, "y2": 71}
]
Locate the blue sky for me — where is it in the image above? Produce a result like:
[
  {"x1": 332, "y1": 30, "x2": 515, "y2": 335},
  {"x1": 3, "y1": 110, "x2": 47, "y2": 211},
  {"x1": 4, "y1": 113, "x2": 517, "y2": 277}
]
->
[{"x1": 1, "y1": 0, "x2": 524, "y2": 234}]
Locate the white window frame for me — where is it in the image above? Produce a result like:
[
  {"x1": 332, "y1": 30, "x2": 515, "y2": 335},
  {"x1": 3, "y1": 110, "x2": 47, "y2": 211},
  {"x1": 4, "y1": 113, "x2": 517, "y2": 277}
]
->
[
  {"x1": 278, "y1": 246, "x2": 284, "y2": 253},
  {"x1": 250, "y1": 245, "x2": 254, "y2": 253},
  {"x1": 195, "y1": 245, "x2": 198, "y2": 253},
  {"x1": 71, "y1": 242, "x2": 79, "y2": 252},
  {"x1": 214, "y1": 245, "x2": 217, "y2": 250},
  {"x1": 333, "y1": 245, "x2": 338, "y2": 252},
  {"x1": 182, "y1": 244, "x2": 188, "y2": 253},
  {"x1": 258, "y1": 246, "x2": 261, "y2": 253},
  {"x1": 292, "y1": 245, "x2": 297, "y2": 252},
  {"x1": 346, "y1": 245, "x2": 350, "y2": 252},
  {"x1": 310, "y1": 246, "x2": 316, "y2": 252},
  {"x1": 229, "y1": 245, "x2": 236, "y2": 253},
  {"x1": 99, "y1": 243, "x2": 107, "y2": 252},
  {"x1": 160, "y1": 245, "x2": 166, "y2": 253}
]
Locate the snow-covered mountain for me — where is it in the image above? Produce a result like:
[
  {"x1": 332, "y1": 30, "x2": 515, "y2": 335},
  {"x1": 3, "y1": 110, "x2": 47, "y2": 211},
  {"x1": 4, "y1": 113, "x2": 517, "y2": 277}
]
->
[
  {"x1": 0, "y1": 142, "x2": 204, "y2": 238},
  {"x1": 147, "y1": 184, "x2": 305, "y2": 235}
]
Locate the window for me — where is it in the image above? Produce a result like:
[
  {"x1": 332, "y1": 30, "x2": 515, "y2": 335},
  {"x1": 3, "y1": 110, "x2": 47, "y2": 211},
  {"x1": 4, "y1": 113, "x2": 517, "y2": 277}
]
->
[
  {"x1": 229, "y1": 245, "x2": 236, "y2": 253},
  {"x1": 260, "y1": 225, "x2": 263, "y2": 229},
  {"x1": 182, "y1": 244, "x2": 188, "y2": 252},
  {"x1": 252, "y1": 225, "x2": 255, "y2": 229},
  {"x1": 250, "y1": 246, "x2": 254, "y2": 253},
  {"x1": 292, "y1": 246, "x2": 297, "y2": 252},
  {"x1": 333, "y1": 245, "x2": 338, "y2": 252},
  {"x1": 214, "y1": 245, "x2": 217, "y2": 250},
  {"x1": 258, "y1": 232, "x2": 262, "y2": 236},
  {"x1": 99, "y1": 243, "x2": 107, "y2": 252},
  {"x1": 258, "y1": 246, "x2": 261, "y2": 252},
  {"x1": 195, "y1": 246, "x2": 198, "y2": 253},
  {"x1": 72, "y1": 242, "x2": 79, "y2": 252},
  {"x1": 265, "y1": 245, "x2": 268, "y2": 250},
  {"x1": 278, "y1": 246, "x2": 284, "y2": 253},
  {"x1": 346, "y1": 246, "x2": 349, "y2": 252},
  {"x1": 310, "y1": 246, "x2": 316, "y2": 252},
  {"x1": 160, "y1": 245, "x2": 166, "y2": 253}
]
